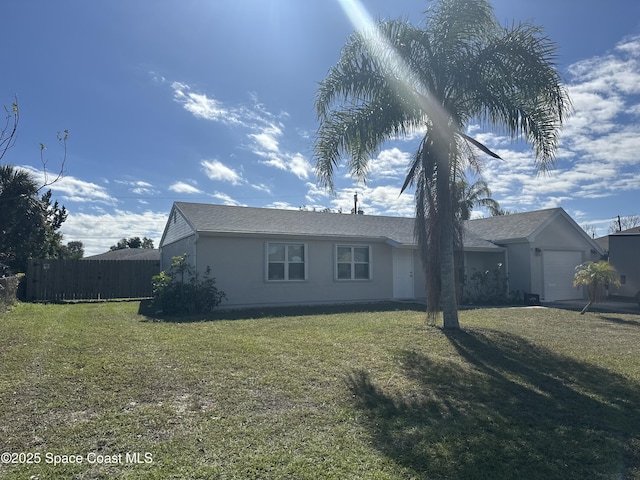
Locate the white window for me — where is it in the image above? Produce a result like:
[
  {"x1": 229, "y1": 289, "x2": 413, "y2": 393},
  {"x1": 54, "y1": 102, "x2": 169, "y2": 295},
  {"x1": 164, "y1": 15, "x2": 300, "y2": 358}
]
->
[
  {"x1": 267, "y1": 243, "x2": 307, "y2": 281},
  {"x1": 336, "y1": 245, "x2": 371, "y2": 280}
]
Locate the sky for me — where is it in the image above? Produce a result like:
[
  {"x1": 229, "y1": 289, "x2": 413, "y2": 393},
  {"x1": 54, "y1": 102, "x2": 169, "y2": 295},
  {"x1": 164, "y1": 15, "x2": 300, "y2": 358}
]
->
[{"x1": 2, "y1": 0, "x2": 640, "y2": 256}]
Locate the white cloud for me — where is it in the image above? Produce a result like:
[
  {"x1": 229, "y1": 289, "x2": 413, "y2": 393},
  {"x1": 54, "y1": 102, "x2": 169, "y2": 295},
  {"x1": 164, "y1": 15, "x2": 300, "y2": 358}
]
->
[
  {"x1": 20, "y1": 166, "x2": 116, "y2": 205},
  {"x1": 169, "y1": 181, "x2": 204, "y2": 195},
  {"x1": 115, "y1": 179, "x2": 157, "y2": 196},
  {"x1": 260, "y1": 152, "x2": 312, "y2": 180},
  {"x1": 201, "y1": 159, "x2": 244, "y2": 185},
  {"x1": 266, "y1": 201, "x2": 299, "y2": 210},
  {"x1": 326, "y1": 185, "x2": 414, "y2": 217},
  {"x1": 250, "y1": 124, "x2": 282, "y2": 153},
  {"x1": 289, "y1": 153, "x2": 313, "y2": 180},
  {"x1": 211, "y1": 192, "x2": 243, "y2": 206},
  {"x1": 61, "y1": 210, "x2": 169, "y2": 256},
  {"x1": 367, "y1": 148, "x2": 411, "y2": 180},
  {"x1": 170, "y1": 81, "x2": 312, "y2": 184},
  {"x1": 251, "y1": 183, "x2": 272, "y2": 194},
  {"x1": 464, "y1": 34, "x2": 640, "y2": 213},
  {"x1": 305, "y1": 182, "x2": 332, "y2": 204},
  {"x1": 171, "y1": 82, "x2": 240, "y2": 124}
]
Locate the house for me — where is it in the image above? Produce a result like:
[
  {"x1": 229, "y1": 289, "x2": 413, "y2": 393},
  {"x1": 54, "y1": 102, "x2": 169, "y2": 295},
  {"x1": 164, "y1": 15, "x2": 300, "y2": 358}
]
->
[
  {"x1": 159, "y1": 203, "x2": 603, "y2": 308},
  {"x1": 597, "y1": 229, "x2": 640, "y2": 302}
]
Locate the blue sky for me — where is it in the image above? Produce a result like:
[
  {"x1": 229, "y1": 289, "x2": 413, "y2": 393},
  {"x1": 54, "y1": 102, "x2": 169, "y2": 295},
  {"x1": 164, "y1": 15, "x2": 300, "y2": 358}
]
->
[{"x1": 3, "y1": 0, "x2": 640, "y2": 255}]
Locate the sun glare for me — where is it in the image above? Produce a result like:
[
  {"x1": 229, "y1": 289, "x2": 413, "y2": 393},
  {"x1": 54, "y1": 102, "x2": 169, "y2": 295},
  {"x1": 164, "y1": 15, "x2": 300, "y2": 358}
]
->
[
  {"x1": 336, "y1": 0, "x2": 376, "y2": 32},
  {"x1": 334, "y1": 0, "x2": 449, "y2": 139}
]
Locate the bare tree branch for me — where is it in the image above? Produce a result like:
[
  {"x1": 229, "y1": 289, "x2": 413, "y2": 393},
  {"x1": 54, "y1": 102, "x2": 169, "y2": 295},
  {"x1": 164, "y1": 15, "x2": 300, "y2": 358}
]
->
[
  {"x1": 0, "y1": 97, "x2": 19, "y2": 162},
  {"x1": 38, "y1": 129, "x2": 68, "y2": 191}
]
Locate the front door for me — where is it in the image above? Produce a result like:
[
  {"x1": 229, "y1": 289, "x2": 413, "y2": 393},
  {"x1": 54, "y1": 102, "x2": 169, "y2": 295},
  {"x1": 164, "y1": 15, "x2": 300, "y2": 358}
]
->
[{"x1": 393, "y1": 249, "x2": 415, "y2": 299}]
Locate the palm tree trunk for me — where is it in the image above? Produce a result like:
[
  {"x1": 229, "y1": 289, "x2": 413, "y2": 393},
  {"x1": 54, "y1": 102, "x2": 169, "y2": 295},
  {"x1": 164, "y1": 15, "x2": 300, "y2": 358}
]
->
[
  {"x1": 436, "y1": 144, "x2": 460, "y2": 330},
  {"x1": 580, "y1": 300, "x2": 592, "y2": 315}
]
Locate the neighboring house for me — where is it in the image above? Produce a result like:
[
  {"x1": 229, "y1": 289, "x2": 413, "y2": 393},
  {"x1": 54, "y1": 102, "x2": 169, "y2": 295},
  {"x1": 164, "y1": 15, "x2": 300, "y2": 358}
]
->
[
  {"x1": 159, "y1": 203, "x2": 603, "y2": 308},
  {"x1": 599, "y1": 231, "x2": 640, "y2": 301},
  {"x1": 594, "y1": 225, "x2": 640, "y2": 253},
  {"x1": 83, "y1": 248, "x2": 161, "y2": 261}
]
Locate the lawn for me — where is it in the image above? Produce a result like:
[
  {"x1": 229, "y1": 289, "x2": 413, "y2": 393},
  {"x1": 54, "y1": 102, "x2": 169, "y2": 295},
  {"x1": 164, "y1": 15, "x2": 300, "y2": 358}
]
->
[{"x1": 0, "y1": 301, "x2": 639, "y2": 479}]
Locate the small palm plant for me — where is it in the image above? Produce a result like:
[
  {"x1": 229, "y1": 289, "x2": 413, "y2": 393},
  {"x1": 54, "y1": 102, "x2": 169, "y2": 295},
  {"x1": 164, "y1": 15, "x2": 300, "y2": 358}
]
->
[{"x1": 573, "y1": 261, "x2": 621, "y2": 314}]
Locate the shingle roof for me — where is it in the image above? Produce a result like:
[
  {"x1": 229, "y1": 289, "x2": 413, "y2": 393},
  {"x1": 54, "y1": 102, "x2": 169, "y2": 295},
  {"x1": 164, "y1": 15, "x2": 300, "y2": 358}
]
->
[
  {"x1": 174, "y1": 202, "x2": 417, "y2": 245},
  {"x1": 83, "y1": 248, "x2": 160, "y2": 261},
  {"x1": 595, "y1": 226, "x2": 640, "y2": 252},
  {"x1": 170, "y1": 203, "x2": 588, "y2": 252},
  {"x1": 464, "y1": 208, "x2": 560, "y2": 243}
]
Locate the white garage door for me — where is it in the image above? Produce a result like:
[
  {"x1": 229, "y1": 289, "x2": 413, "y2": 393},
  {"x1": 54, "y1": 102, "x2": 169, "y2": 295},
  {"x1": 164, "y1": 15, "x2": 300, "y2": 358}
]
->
[{"x1": 543, "y1": 250, "x2": 583, "y2": 301}]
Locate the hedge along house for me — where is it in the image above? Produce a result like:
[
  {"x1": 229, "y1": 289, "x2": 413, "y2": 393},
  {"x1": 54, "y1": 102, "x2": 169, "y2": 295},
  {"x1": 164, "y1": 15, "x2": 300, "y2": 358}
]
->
[{"x1": 159, "y1": 203, "x2": 603, "y2": 308}]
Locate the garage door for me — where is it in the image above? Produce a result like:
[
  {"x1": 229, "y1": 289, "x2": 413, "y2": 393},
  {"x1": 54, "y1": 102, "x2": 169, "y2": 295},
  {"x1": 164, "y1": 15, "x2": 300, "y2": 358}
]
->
[{"x1": 543, "y1": 250, "x2": 583, "y2": 301}]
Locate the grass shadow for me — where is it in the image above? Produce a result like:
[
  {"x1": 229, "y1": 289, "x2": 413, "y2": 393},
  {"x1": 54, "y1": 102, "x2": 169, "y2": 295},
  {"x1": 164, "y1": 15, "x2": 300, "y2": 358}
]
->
[
  {"x1": 138, "y1": 299, "x2": 427, "y2": 322},
  {"x1": 347, "y1": 328, "x2": 640, "y2": 479},
  {"x1": 596, "y1": 314, "x2": 640, "y2": 328}
]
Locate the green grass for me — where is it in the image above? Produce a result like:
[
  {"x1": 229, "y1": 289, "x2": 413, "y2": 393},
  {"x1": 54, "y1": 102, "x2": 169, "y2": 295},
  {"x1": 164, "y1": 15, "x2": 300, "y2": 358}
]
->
[{"x1": 0, "y1": 301, "x2": 639, "y2": 479}]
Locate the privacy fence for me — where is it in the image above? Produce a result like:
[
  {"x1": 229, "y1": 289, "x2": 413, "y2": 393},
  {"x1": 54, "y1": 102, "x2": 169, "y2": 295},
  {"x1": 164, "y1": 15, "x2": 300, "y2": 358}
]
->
[{"x1": 26, "y1": 259, "x2": 161, "y2": 302}]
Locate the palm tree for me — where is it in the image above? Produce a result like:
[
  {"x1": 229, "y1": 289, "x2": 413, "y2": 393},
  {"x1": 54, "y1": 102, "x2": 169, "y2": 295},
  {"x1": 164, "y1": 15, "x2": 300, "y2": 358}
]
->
[
  {"x1": 454, "y1": 177, "x2": 501, "y2": 222},
  {"x1": 573, "y1": 261, "x2": 621, "y2": 314},
  {"x1": 314, "y1": 0, "x2": 570, "y2": 328},
  {"x1": 0, "y1": 165, "x2": 67, "y2": 271},
  {"x1": 0, "y1": 164, "x2": 42, "y2": 269}
]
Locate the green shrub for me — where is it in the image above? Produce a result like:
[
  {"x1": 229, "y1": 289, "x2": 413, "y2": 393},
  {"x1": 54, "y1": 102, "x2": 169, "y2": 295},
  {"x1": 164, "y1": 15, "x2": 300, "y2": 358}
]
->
[
  {"x1": 462, "y1": 265, "x2": 510, "y2": 305},
  {"x1": 151, "y1": 254, "x2": 226, "y2": 315},
  {"x1": 0, "y1": 274, "x2": 21, "y2": 311}
]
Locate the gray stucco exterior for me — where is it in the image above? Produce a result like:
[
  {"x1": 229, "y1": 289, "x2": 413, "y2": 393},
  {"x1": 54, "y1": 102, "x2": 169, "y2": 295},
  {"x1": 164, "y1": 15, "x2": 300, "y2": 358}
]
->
[
  {"x1": 608, "y1": 234, "x2": 640, "y2": 299},
  {"x1": 465, "y1": 208, "x2": 603, "y2": 301},
  {"x1": 159, "y1": 203, "x2": 426, "y2": 308}
]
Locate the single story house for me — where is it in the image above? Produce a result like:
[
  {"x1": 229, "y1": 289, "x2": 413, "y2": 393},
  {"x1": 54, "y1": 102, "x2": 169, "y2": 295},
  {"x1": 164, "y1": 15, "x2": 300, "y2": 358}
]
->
[{"x1": 159, "y1": 202, "x2": 603, "y2": 308}]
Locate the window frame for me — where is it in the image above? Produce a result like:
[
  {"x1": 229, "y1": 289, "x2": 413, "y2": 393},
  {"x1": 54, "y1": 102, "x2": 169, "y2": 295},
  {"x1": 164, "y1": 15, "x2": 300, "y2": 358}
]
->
[
  {"x1": 265, "y1": 242, "x2": 308, "y2": 282},
  {"x1": 335, "y1": 244, "x2": 372, "y2": 281}
]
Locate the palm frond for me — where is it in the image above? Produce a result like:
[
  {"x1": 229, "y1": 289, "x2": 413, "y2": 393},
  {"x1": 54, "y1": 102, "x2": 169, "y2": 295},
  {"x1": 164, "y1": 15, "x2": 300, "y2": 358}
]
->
[
  {"x1": 463, "y1": 22, "x2": 571, "y2": 169},
  {"x1": 459, "y1": 132, "x2": 501, "y2": 159}
]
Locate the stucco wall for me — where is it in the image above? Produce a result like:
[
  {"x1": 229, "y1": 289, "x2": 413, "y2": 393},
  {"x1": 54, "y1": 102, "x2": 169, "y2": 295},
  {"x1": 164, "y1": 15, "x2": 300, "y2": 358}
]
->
[
  {"x1": 609, "y1": 235, "x2": 640, "y2": 298},
  {"x1": 504, "y1": 243, "x2": 533, "y2": 296},
  {"x1": 160, "y1": 235, "x2": 197, "y2": 272},
  {"x1": 194, "y1": 234, "x2": 396, "y2": 308},
  {"x1": 412, "y1": 254, "x2": 426, "y2": 302},
  {"x1": 534, "y1": 215, "x2": 592, "y2": 251}
]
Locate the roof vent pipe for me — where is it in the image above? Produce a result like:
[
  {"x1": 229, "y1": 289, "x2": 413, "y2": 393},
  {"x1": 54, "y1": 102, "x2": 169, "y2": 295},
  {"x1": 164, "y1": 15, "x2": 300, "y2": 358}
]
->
[{"x1": 352, "y1": 192, "x2": 364, "y2": 215}]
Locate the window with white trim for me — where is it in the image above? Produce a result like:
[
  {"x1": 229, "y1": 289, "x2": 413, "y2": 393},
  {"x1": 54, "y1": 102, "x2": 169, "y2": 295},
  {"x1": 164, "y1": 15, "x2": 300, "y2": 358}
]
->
[
  {"x1": 267, "y1": 243, "x2": 307, "y2": 281},
  {"x1": 336, "y1": 245, "x2": 371, "y2": 280}
]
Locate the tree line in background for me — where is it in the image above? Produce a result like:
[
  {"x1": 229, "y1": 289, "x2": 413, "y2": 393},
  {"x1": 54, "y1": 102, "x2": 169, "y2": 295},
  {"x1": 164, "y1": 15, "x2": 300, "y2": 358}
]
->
[{"x1": 109, "y1": 237, "x2": 155, "y2": 251}]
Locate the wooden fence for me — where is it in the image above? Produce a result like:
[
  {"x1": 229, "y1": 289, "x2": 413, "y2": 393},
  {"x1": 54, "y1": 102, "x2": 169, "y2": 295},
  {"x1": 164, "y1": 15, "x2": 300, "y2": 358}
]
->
[{"x1": 26, "y1": 259, "x2": 161, "y2": 301}]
